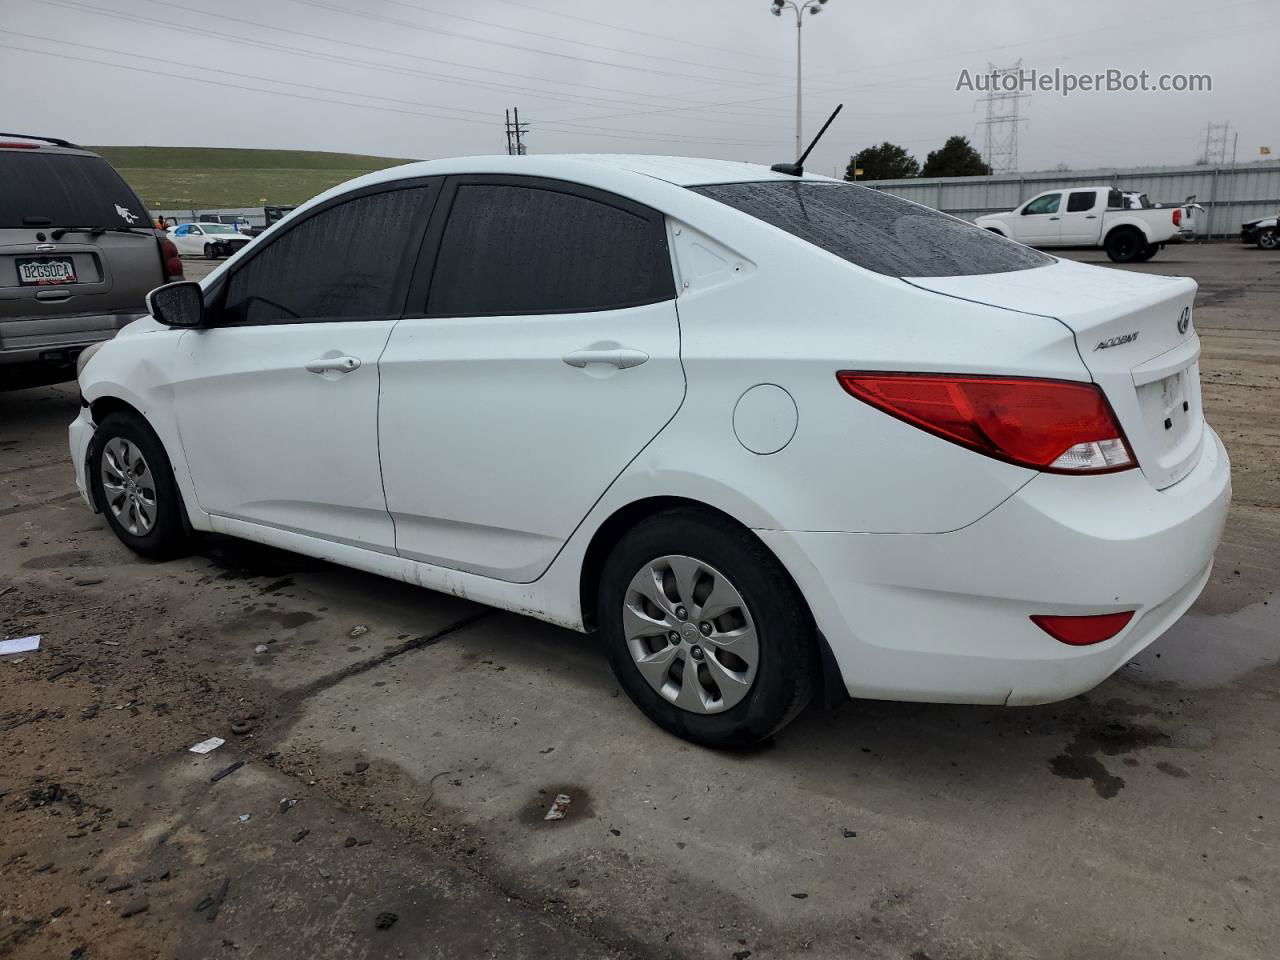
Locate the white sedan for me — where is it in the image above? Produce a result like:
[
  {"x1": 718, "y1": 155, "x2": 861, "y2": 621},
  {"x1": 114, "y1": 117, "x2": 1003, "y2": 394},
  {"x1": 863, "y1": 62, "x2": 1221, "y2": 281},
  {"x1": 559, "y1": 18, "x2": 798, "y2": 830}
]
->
[
  {"x1": 70, "y1": 155, "x2": 1230, "y2": 746},
  {"x1": 167, "y1": 222, "x2": 252, "y2": 259}
]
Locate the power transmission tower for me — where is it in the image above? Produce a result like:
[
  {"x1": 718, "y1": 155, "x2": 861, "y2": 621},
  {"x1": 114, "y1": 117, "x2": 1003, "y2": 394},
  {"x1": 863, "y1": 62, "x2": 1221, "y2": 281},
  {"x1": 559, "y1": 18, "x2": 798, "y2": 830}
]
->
[
  {"x1": 504, "y1": 108, "x2": 529, "y2": 156},
  {"x1": 976, "y1": 61, "x2": 1028, "y2": 174},
  {"x1": 1198, "y1": 121, "x2": 1230, "y2": 165}
]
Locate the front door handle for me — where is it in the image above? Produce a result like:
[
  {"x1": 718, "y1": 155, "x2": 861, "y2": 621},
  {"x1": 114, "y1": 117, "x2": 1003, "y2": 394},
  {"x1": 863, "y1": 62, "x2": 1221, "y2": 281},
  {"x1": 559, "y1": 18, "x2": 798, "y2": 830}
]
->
[
  {"x1": 1048, "y1": 216, "x2": 1060, "y2": 220},
  {"x1": 1085, "y1": 214, "x2": 1098, "y2": 219},
  {"x1": 561, "y1": 345, "x2": 649, "y2": 369},
  {"x1": 305, "y1": 356, "x2": 361, "y2": 374}
]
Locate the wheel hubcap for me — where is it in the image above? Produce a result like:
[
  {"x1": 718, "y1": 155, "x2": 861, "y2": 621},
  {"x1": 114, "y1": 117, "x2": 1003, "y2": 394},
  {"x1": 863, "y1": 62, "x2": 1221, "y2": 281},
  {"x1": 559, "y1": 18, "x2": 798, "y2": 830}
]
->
[
  {"x1": 622, "y1": 555, "x2": 758, "y2": 715},
  {"x1": 100, "y1": 437, "x2": 157, "y2": 536}
]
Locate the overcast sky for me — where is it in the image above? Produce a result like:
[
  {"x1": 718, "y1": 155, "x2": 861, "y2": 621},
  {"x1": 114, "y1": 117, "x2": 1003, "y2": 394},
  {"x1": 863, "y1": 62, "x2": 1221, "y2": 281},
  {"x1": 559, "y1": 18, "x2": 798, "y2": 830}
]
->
[{"x1": 2, "y1": 0, "x2": 1276, "y2": 176}]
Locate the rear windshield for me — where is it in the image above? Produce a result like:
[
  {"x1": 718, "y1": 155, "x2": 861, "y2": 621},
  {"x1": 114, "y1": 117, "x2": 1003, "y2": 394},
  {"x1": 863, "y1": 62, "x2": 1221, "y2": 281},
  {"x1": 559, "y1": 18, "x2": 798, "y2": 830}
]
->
[
  {"x1": 0, "y1": 151, "x2": 150, "y2": 229},
  {"x1": 689, "y1": 180, "x2": 1052, "y2": 277}
]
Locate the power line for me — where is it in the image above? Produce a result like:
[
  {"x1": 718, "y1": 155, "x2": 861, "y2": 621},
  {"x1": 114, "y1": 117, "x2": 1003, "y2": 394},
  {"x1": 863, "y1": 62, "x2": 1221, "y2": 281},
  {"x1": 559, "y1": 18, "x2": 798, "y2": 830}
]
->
[
  {"x1": 283, "y1": 0, "x2": 784, "y2": 88},
  {"x1": 487, "y1": 0, "x2": 788, "y2": 63},
  {"x1": 373, "y1": 0, "x2": 789, "y2": 79},
  {"x1": 50, "y1": 0, "x2": 800, "y2": 126},
  {"x1": 0, "y1": 40, "x2": 780, "y2": 149}
]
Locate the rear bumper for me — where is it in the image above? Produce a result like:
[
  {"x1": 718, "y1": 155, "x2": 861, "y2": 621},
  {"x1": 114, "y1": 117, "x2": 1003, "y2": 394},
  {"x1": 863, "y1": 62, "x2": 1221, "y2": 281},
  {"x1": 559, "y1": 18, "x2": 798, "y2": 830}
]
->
[
  {"x1": 0, "y1": 312, "x2": 140, "y2": 367},
  {"x1": 759, "y1": 426, "x2": 1231, "y2": 706}
]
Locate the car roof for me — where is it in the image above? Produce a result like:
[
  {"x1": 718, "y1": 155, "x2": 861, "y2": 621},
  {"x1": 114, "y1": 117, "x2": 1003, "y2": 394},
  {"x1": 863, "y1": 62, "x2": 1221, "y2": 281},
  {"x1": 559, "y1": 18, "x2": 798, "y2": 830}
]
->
[{"x1": 309, "y1": 154, "x2": 837, "y2": 208}]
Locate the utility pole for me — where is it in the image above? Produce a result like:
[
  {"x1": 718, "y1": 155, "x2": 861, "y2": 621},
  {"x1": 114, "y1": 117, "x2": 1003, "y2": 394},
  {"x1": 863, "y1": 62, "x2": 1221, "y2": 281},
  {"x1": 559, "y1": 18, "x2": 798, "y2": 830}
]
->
[
  {"x1": 504, "y1": 108, "x2": 529, "y2": 156},
  {"x1": 977, "y1": 61, "x2": 1028, "y2": 174},
  {"x1": 769, "y1": 0, "x2": 831, "y2": 159}
]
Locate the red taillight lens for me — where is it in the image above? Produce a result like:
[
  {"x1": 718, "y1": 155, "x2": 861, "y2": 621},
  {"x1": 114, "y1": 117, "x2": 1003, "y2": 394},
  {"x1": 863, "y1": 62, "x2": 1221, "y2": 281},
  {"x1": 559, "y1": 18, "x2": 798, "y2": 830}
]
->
[
  {"x1": 159, "y1": 237, "x2": 184, "y2": 281},
  {"x1": 836, "y1": 372, "x2": 1135, "y2": 473},
  {"x1": 1031, "y1": 611, "x2": 1134, "y2": 645},
  {"x1": 1172, "y1": 208, "x2": 1182, "y2": 226}
]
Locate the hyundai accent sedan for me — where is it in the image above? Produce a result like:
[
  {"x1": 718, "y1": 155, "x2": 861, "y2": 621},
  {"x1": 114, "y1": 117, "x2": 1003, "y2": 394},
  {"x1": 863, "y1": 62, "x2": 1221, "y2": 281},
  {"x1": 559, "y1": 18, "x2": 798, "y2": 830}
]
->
[{"x1": 70, "y1": 155, "x2": 1231, "y2": 747}]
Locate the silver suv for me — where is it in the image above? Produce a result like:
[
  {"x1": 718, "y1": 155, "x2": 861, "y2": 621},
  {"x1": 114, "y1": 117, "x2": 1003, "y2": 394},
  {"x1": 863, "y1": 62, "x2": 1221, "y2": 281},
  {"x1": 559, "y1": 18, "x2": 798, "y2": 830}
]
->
[{"x1": 0, "y1": 133, "x2": 182, "y2": 389}]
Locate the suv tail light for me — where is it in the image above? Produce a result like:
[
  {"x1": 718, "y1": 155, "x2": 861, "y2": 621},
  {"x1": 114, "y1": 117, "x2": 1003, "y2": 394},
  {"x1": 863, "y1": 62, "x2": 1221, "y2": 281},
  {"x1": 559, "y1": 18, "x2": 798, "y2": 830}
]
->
[
  {"x1": 159, "y1": 236, "x2": 183, "y2": 281},
  {"x1": 1172, "y1": 208, "x2": 1182, "y2": 226},
  {"x1": 836, "y1": 372, "x2": 1135, "y2": 474}
]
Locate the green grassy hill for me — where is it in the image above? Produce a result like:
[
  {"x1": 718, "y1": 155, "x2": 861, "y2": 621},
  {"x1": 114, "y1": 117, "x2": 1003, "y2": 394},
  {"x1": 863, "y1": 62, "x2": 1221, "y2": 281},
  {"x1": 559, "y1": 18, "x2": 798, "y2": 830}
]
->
[{"x1": 90, "y1": 146, "x2": 416, "y2": 210}]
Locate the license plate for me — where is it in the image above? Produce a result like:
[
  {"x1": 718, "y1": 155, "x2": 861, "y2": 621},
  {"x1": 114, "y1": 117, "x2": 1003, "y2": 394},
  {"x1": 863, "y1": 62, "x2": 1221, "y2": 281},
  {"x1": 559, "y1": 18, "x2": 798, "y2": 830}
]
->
[{"x1": 17, "y1": 257, "x2": 77, "y2": 285}]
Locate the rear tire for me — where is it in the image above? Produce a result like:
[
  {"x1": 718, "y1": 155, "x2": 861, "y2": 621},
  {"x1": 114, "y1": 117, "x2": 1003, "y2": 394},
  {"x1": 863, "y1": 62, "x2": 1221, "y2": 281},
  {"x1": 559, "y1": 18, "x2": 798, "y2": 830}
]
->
[
  {"x1": 88, "y1": 412, "x2": 193, "y2": 560},
  {"x1": 597, "y1": 508, "x2": 816, "y2": 748},
  {"x1": 1134, "y1": 243, "x2": 1159, "y2": 262},
  {"x1": 1105, "y1": 228, "x2": 1145, "y2": 263}
]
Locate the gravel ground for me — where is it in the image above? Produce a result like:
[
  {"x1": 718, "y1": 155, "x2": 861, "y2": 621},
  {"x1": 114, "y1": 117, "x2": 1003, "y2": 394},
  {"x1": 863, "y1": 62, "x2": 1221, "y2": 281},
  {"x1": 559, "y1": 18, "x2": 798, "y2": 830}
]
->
[{"x1": 1, "y1": 242, "x2": 1277, "y2": 960}]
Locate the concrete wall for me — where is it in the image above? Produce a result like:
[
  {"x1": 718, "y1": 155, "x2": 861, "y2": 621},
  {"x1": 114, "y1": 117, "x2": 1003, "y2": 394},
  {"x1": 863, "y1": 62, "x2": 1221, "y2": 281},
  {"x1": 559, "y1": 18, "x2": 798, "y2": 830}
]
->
[{"x1": 860, "y1": 161, "x2": 1280, "y2": 237}]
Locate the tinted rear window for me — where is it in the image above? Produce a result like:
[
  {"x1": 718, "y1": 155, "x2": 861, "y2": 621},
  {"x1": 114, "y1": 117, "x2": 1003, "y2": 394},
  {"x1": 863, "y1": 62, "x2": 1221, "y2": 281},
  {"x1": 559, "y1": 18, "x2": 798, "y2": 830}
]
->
[
  {"x1": 0, "y1": 151, "x2": 149, "y2": 229},
  {"x1": 689, "y1": 181, "x2": 1052, "y2": 277}
]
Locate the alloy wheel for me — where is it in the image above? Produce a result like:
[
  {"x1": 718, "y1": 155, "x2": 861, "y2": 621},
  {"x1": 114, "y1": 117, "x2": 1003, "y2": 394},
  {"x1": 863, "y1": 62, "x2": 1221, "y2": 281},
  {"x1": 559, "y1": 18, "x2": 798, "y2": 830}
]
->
[
  {"x1": 622, "y1": 555, "x2": 759, "y2": 714},
  {"x1": 100, "y1": 436, "x2": 158, "y2": 536}
]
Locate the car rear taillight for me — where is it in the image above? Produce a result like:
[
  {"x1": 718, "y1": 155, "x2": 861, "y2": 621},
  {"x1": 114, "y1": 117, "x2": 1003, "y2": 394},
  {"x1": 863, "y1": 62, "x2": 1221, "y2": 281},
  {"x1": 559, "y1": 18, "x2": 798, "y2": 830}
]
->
[
  {"x1": 159, "y1": 236, "x2": 183, "y2": 281},
  {"x1": 1031, "y1": 611, "x2": 1134, "y2": 645},
  {"x1": 836, "y1": 372, "x2": 1135, "y2": 474},
  {"x1": 1172, "y1": 208, "x2": 1182, "y2": 226}
]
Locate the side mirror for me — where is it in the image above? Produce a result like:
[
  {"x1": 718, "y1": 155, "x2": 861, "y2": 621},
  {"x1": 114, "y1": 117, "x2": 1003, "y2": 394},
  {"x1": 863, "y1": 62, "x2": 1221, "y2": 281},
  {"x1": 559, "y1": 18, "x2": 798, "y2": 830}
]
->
[{"x1": 147, "y1": 281, "x2": 205, "y2": 328}]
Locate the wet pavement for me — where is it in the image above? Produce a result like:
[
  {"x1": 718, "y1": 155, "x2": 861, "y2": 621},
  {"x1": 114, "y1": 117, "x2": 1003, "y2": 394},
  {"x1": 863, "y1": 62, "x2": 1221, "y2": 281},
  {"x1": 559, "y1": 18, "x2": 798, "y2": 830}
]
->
[{"x1": 2, "y1": 243, "x2": 1278, "y2": 959}]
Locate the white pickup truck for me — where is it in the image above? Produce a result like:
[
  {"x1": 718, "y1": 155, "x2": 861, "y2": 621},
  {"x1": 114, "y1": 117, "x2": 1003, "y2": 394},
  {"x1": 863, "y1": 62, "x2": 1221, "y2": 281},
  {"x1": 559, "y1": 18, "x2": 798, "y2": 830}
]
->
[{"x1": 976, "y1": 186, "x2": 1190, "y2": 263}]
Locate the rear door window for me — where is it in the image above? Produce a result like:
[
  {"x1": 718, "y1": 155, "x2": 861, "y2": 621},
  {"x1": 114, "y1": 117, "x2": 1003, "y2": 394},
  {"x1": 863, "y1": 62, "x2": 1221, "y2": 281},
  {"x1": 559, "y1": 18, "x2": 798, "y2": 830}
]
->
[
  {"x1": 221, "y1": 185, "x2": 436, "y2": 325},
  {"x1": 1067, "y1": 191, "x2": 1098, "y2": 212},
  {"x1": 690, "y1": 180, "x2": 1052, "y2": 278},
  {"x1": 425, "y1": 180, "x2": 674, "y2": 316},
  {"x1": 0, "y1": 151, "x2": 149, "y2": 228}
]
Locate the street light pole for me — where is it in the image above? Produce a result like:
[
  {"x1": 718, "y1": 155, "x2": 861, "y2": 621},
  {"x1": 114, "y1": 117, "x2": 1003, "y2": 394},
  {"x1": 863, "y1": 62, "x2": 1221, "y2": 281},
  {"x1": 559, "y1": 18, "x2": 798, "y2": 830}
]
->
[{"x1": 771, "y1": 0, "x2": 829, "y2": 159}]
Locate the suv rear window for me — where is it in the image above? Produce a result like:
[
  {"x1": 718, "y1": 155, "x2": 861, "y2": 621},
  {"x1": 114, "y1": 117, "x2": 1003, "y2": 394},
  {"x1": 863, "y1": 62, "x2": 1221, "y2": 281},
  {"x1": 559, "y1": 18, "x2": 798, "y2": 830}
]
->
[
  {"x1": 0, "y1": 151, "x2": 149, "y2": 229},
  {"x1": 689, "y1": 181, "x2": 1052, "y2": 277}
]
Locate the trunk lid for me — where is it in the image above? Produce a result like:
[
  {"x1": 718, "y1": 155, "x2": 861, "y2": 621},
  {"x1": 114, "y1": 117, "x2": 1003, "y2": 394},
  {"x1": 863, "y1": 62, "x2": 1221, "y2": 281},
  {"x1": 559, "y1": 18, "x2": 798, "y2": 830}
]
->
[{"x1": 906, "y1": 258, "x2": 1203, "y2": 489}]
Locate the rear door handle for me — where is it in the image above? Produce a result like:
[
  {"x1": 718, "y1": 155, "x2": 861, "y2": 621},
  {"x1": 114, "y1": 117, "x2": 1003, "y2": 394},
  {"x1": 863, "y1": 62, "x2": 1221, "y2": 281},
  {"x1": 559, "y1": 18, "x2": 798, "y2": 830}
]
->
[
  {"x1": 561, "y1": 345, "x2": 649, "y2": 369},
  {"x1": 1085, "y1": 215, "x2": 1098, "y2": 219},
  {"x1": 1048, "y1": 216, "x2": 1060, "y2": 220},
  {"x1": 305, "y1": 356, "x2": 361, "y2": 374}
]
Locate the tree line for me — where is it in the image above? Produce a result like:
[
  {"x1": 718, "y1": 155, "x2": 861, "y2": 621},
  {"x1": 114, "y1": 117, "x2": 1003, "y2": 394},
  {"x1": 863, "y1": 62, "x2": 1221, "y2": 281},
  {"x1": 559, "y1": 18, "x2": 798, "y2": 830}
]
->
[{"x1": 845, "y1": 136, "x2": 990, "y2": 181}]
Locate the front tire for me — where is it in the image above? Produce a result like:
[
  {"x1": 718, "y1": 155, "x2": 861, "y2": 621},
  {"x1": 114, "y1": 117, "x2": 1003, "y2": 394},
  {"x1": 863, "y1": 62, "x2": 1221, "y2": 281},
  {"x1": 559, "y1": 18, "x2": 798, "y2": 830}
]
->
[
  {"x1": 204, "y1": 243, "x2": 217, "y2": 259},
  {"x1": 1105, "y1": 228, "x2": 1145, "y2": 262},
  {"x1": 88, "y1": 412, "x2": 192, "y2": 560},
  {"x1": 598, "y1": 508, "x2": 816, "y2": 748},
  {"x1": 1259, "y1": 230, "x2": 1279, "y2": 251}
]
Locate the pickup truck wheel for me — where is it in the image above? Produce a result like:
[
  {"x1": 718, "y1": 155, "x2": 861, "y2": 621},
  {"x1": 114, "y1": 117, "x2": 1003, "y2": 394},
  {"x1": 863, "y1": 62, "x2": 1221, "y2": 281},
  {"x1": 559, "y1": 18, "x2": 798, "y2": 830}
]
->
[
  {"x1": 1105, "y1": 228, "x2": 1144, "y2": 263},
  {"x1": 1259, "y1": 230, "x2": 1279, "y2": 251},
  {"x1": 1134, "y1": 243, "x2": 1159, "y2": 262}
]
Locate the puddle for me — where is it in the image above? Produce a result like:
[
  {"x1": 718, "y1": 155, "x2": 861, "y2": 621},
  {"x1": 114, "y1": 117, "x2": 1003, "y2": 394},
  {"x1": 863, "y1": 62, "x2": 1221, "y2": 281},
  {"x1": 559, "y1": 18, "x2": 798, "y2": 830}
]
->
[{"x1": 1122, "y1": 595, "x2": 1280, "y2": 688}]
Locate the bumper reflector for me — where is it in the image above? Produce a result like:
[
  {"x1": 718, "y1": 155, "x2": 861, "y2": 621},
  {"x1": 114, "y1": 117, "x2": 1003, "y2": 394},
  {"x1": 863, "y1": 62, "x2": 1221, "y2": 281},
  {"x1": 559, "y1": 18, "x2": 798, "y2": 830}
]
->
[{"x1": 1031, "y1": 611, "x2": 1135, "y2": 646}]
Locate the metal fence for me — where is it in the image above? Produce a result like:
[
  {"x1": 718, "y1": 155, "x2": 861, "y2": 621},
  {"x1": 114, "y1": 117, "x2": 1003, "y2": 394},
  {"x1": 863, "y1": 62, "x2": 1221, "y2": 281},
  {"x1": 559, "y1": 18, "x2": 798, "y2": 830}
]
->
[
  {"x1": 152, "y1": 206, "x2": 267, "y2": 228},
  {"x1": 861, "y1": 161, "x2": 1280, "y2": 238}
]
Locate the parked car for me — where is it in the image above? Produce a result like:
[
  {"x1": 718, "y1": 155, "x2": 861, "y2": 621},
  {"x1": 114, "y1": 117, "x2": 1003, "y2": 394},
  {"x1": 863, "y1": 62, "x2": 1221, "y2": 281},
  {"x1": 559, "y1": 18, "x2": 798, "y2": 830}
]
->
[
  {"x1": 167, "y1": 222, "x2": 252, "y2": 259},
  {"x1": 70, "y1": 156, "x2": 1230, "y2": 746},
  {"x1": 976, "y1": 186, "x2": 1190, "y2": 262},
  {"x1": 1241, "y1": 215, "x2": 1278, "y2": 249},
  {"x1": 198, "y1": 213, "x2": 252, "y2": 235},
  {"x1": 0, "y1": 133, "x2": 182, "y2": 389}
]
